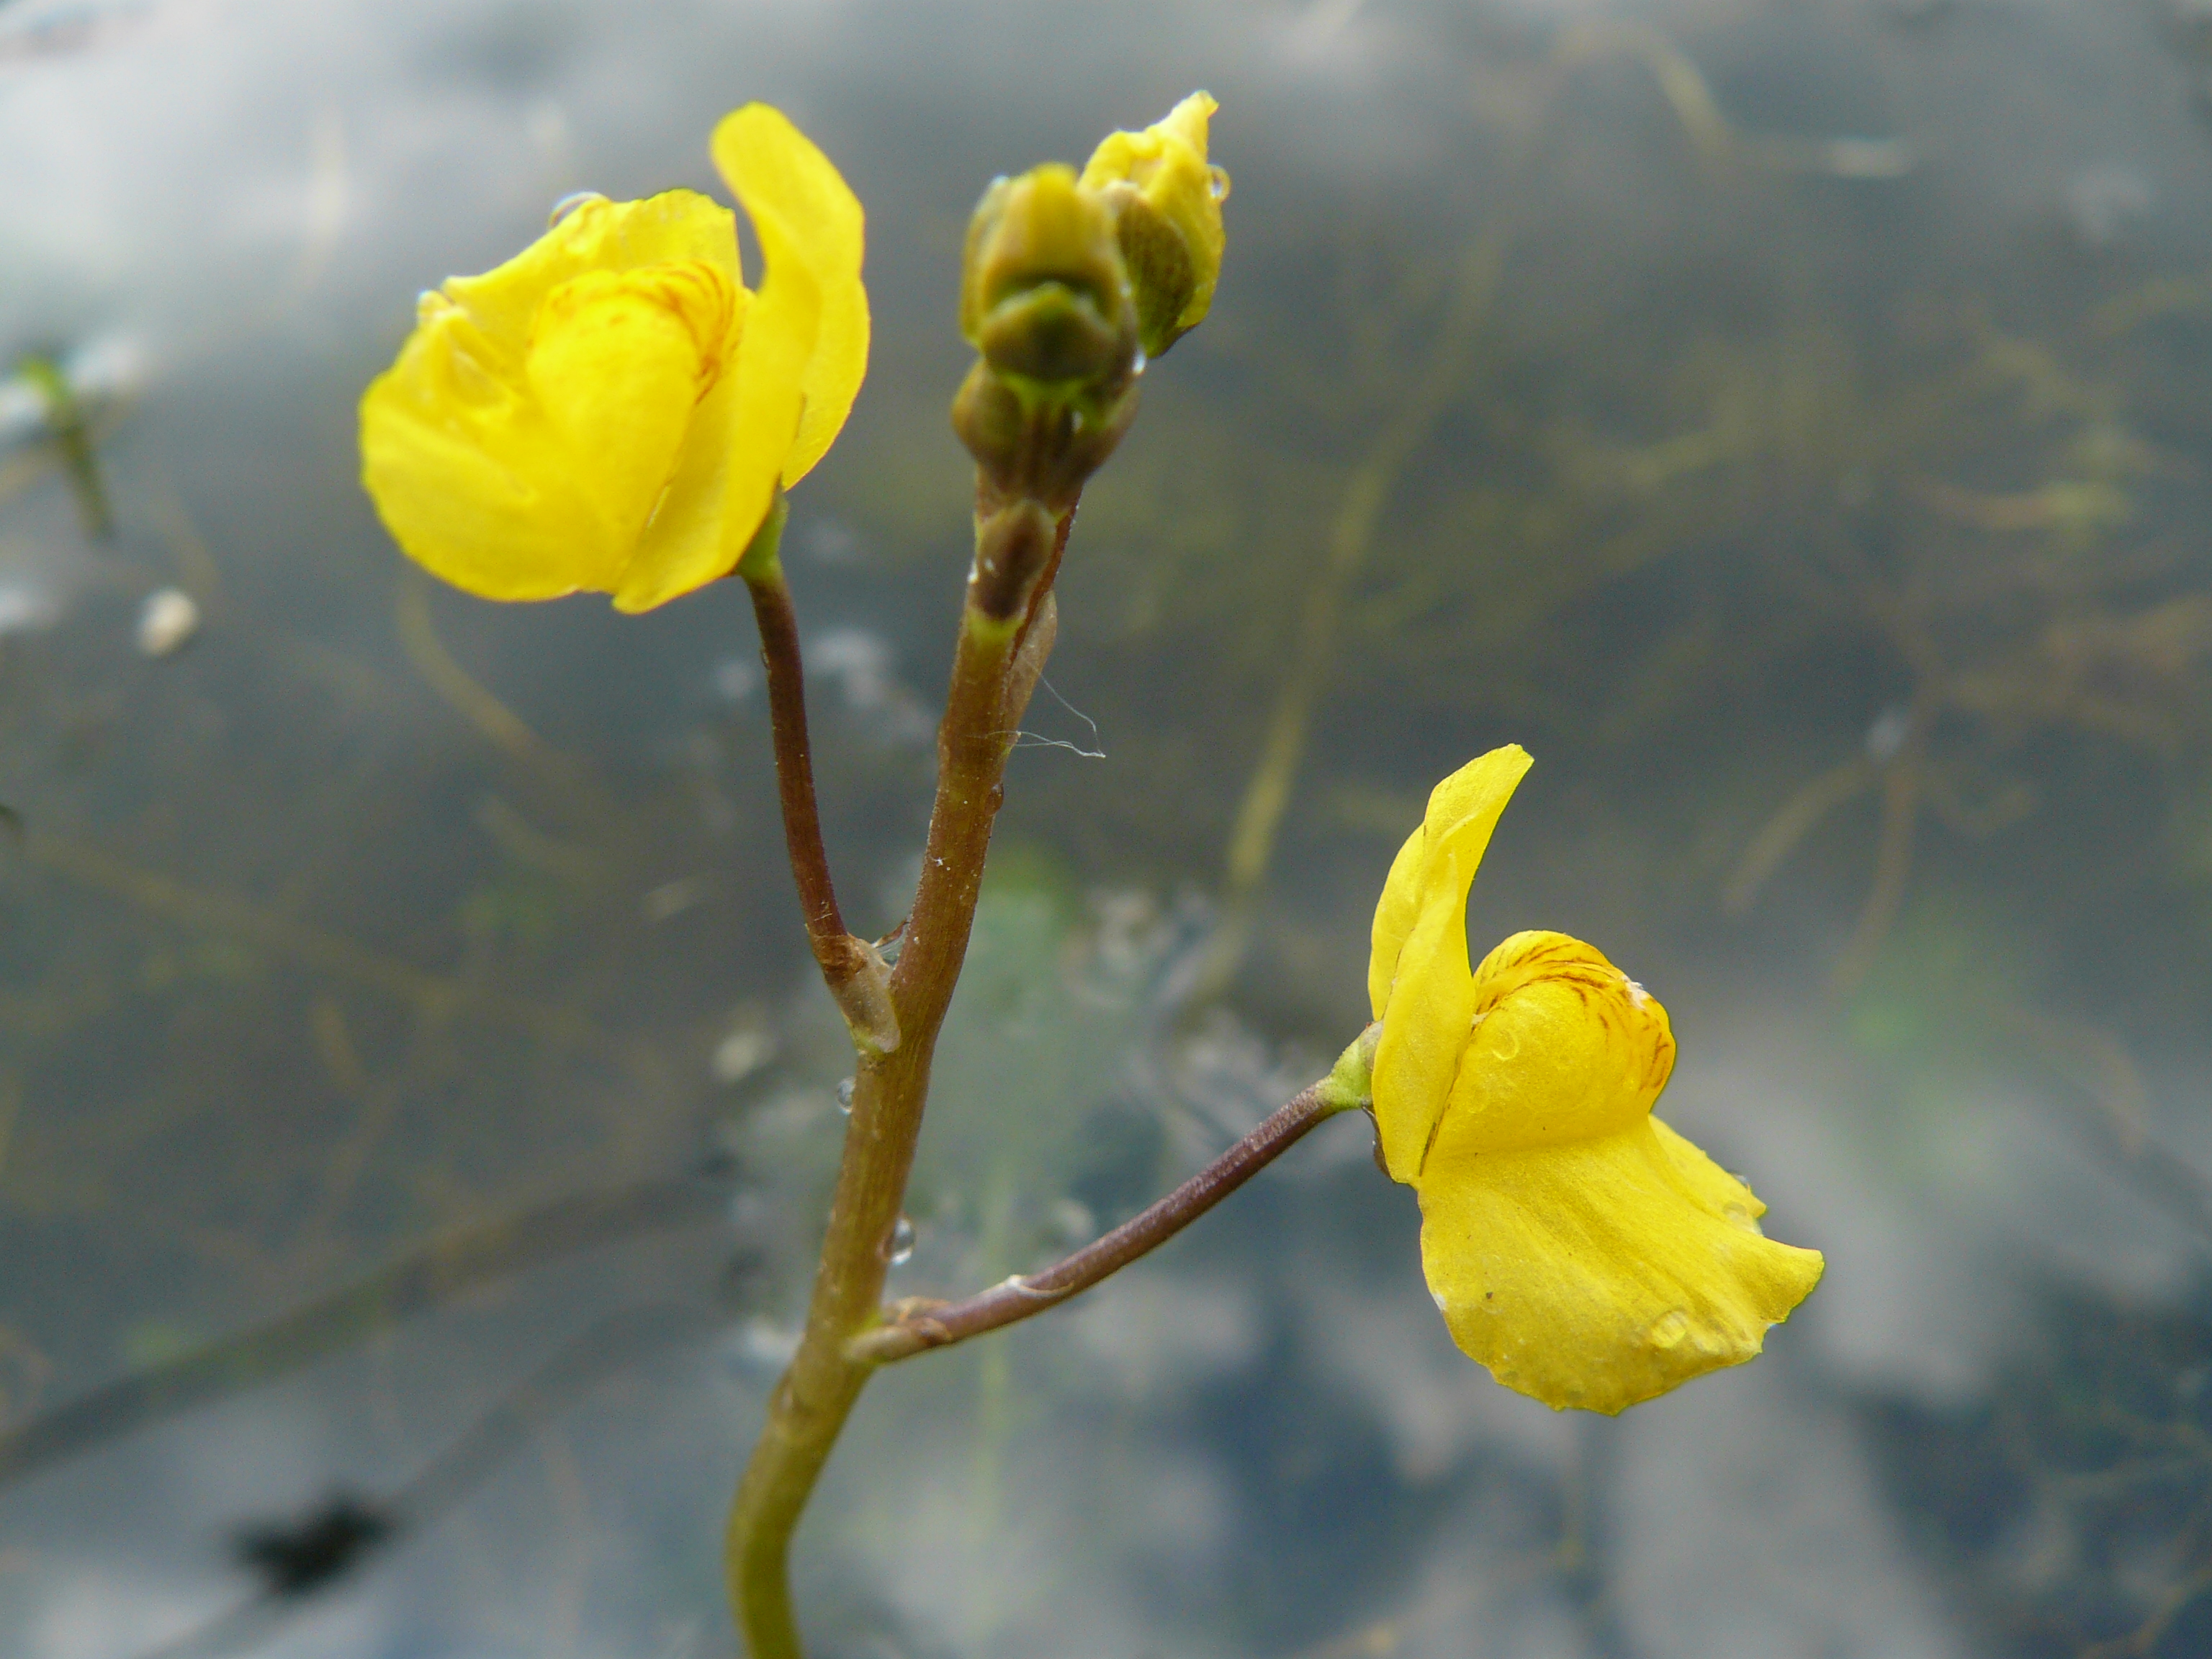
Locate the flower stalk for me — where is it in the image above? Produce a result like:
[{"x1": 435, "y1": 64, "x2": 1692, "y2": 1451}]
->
[
  {"x1": 850, "y1": 1025, "x2": 1376, "y2": 1364},
  {"x1": 721, "y1": 493, "x2": 1052, "y2": 1659},
  {"x1": 737, "y1": 499, "x2": 899, "y2": 1052},
  {"x1": 722, "y1": 124, "x2": 1198, "y2": 1658}
]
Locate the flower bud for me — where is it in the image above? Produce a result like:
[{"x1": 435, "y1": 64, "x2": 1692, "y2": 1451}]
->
[
  {"x1": 950, "y1": 359, "x2": 1141, "y2": 508},
  {"x1": 970, "y1": 499, "x2": 1058, "y2": 621},
  {"x1": 960, "y1": 165, "x2": 1136, "y2": 391},
  {"x1": 1079, "y1": 91, "x2": 1228, "y2": 359}
]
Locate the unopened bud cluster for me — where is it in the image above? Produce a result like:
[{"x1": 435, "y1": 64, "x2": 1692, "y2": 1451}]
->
[{"x1": 951, "y1": 95, "x2": 1226, "y2": 620}]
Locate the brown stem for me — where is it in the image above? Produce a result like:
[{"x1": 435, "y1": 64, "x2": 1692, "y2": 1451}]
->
[
  {"x1": 738, "y1": 508, "x2": 898, "y2": 1051},
  {"x1": 724, "y1": 519, "x2": 1053, "y2": 1658},
  {"x1": 850, "y1": 1080, "x2": 1348, "y2": 1364},
  {"x1": 739, "y1": 534, "x2": 848, "y2": 969}
]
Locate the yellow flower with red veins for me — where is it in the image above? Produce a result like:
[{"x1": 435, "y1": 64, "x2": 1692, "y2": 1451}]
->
[
  {"x1": 359, "y1": 105, "x2": 867, "y2": 613},
  {"x1": 1370, "y1": 746, "x2": 1825, "y2": 1413}
]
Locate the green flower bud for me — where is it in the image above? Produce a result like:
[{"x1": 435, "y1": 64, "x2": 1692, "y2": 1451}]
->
[
  {"x1": 959, "y1": 164, "x2": 1136, "y2": 391},
  {"x1": 1079, "y1": 91, "x2": 1228, "y2": 359}
]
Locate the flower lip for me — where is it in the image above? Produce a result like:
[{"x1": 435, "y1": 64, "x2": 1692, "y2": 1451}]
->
[{"x1": 1422, "y1": 932, "x2": 1676, "y2": 1171}]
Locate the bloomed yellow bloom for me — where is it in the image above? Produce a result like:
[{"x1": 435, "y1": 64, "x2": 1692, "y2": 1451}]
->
[
  {"x1": 1370, "y1": 747, "x2": 1824, "y2": 1413},
  {"x1": 359, "y1": 105, "x2": 868, "y2": 613}
]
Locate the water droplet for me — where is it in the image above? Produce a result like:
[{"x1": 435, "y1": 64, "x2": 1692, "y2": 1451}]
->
[
  {"x1": 547, "y1": 190, "x2": 607, "y2": 228},
  {"x1": 1647, "y1": 1309, "x2": 1691, "y2": 1349},
  {"x1": 889, "y1": 1215, "x2": 915, "y2": 1265},
  {"x1": 1208, "y1": 165, "x2": 1231, "y2": 202},
  {"x1": 835, "y1": 1077, "x2": 855, "y2": 1115}
]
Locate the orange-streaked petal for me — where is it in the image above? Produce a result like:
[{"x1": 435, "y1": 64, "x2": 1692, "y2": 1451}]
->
[
  {"x1": 1428, "y1": 932, "x2": 1675, "y2": 1161},
  {"x1": 361, "y1": 191, "x2": 742, "y2": 606},
  {"x1": 444, "y1": 191, "x2": 739, "y2": 360},
  {"x1": 527, "y1": 261, "x2": 738, "y2": 559}
]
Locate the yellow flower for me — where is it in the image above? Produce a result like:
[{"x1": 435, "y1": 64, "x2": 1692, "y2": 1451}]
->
[
  {"x1": 1370, "y1": 747, "x2": 1825, "y2": 1413},
  {"x1": 359, "y1": 105, "x2": 868, "y2": 613},
  {"x1": 1078, "y1": 91, "x2": 1227, "y2": 358}
]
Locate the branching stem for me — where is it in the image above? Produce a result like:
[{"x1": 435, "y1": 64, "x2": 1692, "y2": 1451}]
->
[
  {"x1": 850, "y1": 1077, "x2": 1357, "y2": 1364},
  {"x1": 723, "y1": 500, "x2": 1056, "y2": 1659}
]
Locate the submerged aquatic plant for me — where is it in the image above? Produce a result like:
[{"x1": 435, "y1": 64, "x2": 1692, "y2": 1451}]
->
[{"x1": 349, "y1": 93, "x2": 1819, "y2": 1656}]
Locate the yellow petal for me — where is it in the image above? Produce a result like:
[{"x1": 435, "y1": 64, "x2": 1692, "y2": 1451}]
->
[
  {"x1": 361, "y1": 292, "x2": 609, "y2": 599},
  {"x1": 443, "y1": 192, "x2": 741, "y2": 364},
  {"x1": 620, "y1": 326, "x2": 750, "y2": 600},
  {"x1": 528, "y1": 261, "x2": 738, "y2": 556},
  {"x1": 714, "y1": 103, "x2": 868, "y2": 487},
  {"x1": 1430, "y1": 932, "x2": 1676, "y2": 1159},
  {"x1": 1370, "y1": 745, "x2": 1532, "y2": 1181},
  {"x1": 1648, "y1": 1115, "x2": 1771, "y2": 1225},
  {"x1": 1417, "y1": 1120, "x2": 1825, "y2": 1413},
  {"x1": 631, "y1": 104, "x2": 848, "y2": 612},
  {"x1": 360, "y1": 191, "x2": 742, "y2": 604},
  {"x1": 1367, "y1": 820, "x2": 1428, "y2": 1022}
]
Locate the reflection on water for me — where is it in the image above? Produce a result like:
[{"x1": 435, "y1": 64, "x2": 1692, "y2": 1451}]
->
[{"x1": 4, "y1": 0, "x2": 2212, "y2": 1655}]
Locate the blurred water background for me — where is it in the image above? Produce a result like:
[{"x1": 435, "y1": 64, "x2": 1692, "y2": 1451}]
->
[{"x1": 6, "y1": 0, "x2": 2212, "y2": 1655}]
